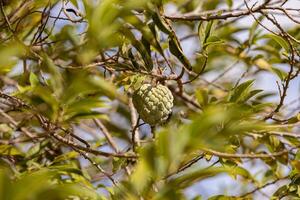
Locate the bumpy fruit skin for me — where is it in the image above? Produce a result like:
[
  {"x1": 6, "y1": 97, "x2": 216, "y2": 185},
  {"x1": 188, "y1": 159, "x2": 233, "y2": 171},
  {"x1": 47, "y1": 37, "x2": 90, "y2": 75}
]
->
[{"x1": 132, "y1": 84, "x2": 174, "y2": 125}]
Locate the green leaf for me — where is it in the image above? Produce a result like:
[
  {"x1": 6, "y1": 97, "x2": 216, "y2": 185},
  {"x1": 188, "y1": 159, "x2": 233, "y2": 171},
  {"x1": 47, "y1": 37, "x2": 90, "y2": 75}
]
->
[
  {"x1": 0, "y1": 42, "x2": 25, "y2": 70},
  {"x1": 262, "y1": 34, "x2": 290, "y2": 52},
  {"x1": 170, "y1": 166, "x2": 247, "y2": 189},
  {"x1": 121, "y1": 28, "x2": 153, "y2": 71},
  {"x1": 254, "y1": 58, "x2": 272, "y2": 70},
  {"x1": 42, "y1": 55, "x2": 64, "y2": 95},
  {"x1": 52, "y1": 151, "x2": 79, "y2": 164},
  {"x1": 272, "y1": 185, "x2": 289, "y2": 198},
  {"x1": 127, "y1": 48, "x2": 140, "y2": 70},
  {"x1": 194, "y1": 53, "x2": 208, "y2": 73},
  {"x1": 202, "y1": 36, "x2": 224, "y2": 49},
  {"x1": 29, "y1": 72, "x2": 39, "y2": 87},
  {"x1": 130, "y1": 157, "x2": 152, "y2": 193},
  {"x1": 229, "y1": 80, "x2": 255, "y2": 103},
  {"x1": 10, "y1": 169, "x2": 99, "y2": 200},
  {"x1": 130, "y1": 74, "x2": 146, "y2": 90},
  {"x1": 192, "y1": 196, "x2": 203, "y2": 200},
  {"x1": 70, "y1": 0, "x2": 78, "y2": 8},
  {"x1": 26, "y1": 142, "x2": 45, "y2": 158},
  {"x1": 243, "y1": 89, "x2": 263, "y2": 102},
  {"x1": 148, "y1": 22, "x2": 167, "y2": 57},
  {"x1": 209, "y1": 195, "x2": 239, "y2": 200},
  {"x1": 151, "y1": 9, "x2": 171, "y2": 34},
  {"x1": 134, "y1": 40, "x2": 154, "y2": 71},
  {"x1": 198, "y1": 20, "x2": 217, "y2": 50},
  {"x1": 195, "y1": 89, "x2": 209, "y2": 107},
  {"x1": 64, "y1": 97, "x2": 108, "y2": 121},
  {"x1": 0, "y1": 145, "x2": 23, "y2": 156},
  {"x1": 271, "y1": 67, "x2": 287, "y2": 80},
  {"x1": 169, "y1": 36, "x2": 192, "y2": 70},
  {"x1": 0, "y1": 169, "x2": 13, "y2": 200},
  {"x1": 91, "y1": 76, "x2": 122, "y2": 101},
  {"x1": 31, "y1": 86, "x2": 59, "y2": 119},
  {"x1": 225, "y1": 0, "x2": 233, "y2": 8},
  {"x1": 248, "y1": 15, "x2": 264, "y2": 45}
]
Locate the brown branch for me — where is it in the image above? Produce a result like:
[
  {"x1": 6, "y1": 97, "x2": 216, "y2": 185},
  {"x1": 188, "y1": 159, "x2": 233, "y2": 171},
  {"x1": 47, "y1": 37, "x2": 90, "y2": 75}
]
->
[
  {"x1": 0, "y1": 91, "x2": 136, "y2": 159},
  {"x1": 201, "y1": 147, "x2": 290, "y2": 159},
  {"x1": 31, "y1": 10, "x2": 87, "y2": 22},
  {"x1": 0, "y1": 0, "x2": 13, "y2": 32},
  {"x1": 0, "y1": 0, "x2": 34, "y2": 29},
  {"x1": 182, "y1": 55, "x2": 208, "y2": 85},
  {"x1": 164, "y1": 0, "x2": 272, "y2": 21},
  {"x1": 71, "y1": 146, "x2": 118, "y2": 186},
  {"x1": 129, "y1": 97, "x2": 141, "y2": 152},
  {"x1": 239, "y1": 0, "x2": 299, "y2": 120},
  {"x1": 93, "y1": 118, "x2": 119, "y2": 153},
  {"x1": 164, "y1": 154, "x2": 205, "y2": 179},
  {"x1": 0, "y1": 135, "x2": 46, "y2": 145},
  {"x1": 169, "y1": 86, "x2": 202, "y2": 110},
  {"x1": 257, "y1": 131, "x2": 300, "y2": 139},
  {"x1": 0, "y1": 108, "x2": 57, "y2": 156},
  {"x1": 62, "y1": 0, "x2": 84, "y2": 23},
  {"x1": 0, "y1": 108, "x2": 35, "y2": 139},
  {"x1": 239, "y1": 176, "x2": 289, "y2": 198},
  {"x1": 35, "y1": 114, "x2": 135, "y2": 158}
]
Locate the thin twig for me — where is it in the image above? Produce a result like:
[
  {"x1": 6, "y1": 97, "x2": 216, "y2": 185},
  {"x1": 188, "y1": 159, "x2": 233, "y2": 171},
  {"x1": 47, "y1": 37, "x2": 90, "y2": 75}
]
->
[
  {"x1": 239, "y1": 176, "x2": 289, "y2": 198},
  {"x1": 93, "y1": 118, "x2": 119, "y2": 153},
  {"x1": 129, "y1": 97, "x2": 141, "y2": 151}
]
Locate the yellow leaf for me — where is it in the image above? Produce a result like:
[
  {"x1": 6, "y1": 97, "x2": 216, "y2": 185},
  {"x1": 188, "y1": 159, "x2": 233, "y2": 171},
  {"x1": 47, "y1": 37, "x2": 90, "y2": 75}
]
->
[{"x1": 254, "y1": 58, "x2": 272, "y2": 70}]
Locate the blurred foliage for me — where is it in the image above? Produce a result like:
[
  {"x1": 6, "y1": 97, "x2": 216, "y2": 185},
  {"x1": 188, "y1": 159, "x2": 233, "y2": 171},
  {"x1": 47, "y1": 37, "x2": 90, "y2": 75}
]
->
[
  {"x1": 0, "y1": 167, "x2": 100, "y2": 200},
  {"x1": 0, "y1": 0, "x2": 300, "y2": 199}
]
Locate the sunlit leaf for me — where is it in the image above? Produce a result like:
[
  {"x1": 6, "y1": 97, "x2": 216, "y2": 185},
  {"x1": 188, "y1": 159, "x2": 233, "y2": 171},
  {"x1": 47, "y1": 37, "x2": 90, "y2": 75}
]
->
[
  {"x1": 0, "y1": 145, "x2": 23, "y2": 156},
  {"x1": 262, "y1": 34, "x2": 290, "y2": 52}
]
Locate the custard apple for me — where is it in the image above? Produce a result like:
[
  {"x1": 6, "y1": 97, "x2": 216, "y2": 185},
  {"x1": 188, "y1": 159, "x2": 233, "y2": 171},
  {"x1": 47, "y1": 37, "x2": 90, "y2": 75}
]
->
[{"x1": 132, "y1": 84, "x2": 174, "y2": 125}]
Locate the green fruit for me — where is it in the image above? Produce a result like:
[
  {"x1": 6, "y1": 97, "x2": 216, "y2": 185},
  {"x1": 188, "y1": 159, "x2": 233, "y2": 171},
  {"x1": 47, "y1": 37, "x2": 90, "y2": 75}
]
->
[{"x1": 132, "y1": 84, "x2": 174, "y2": 125}]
